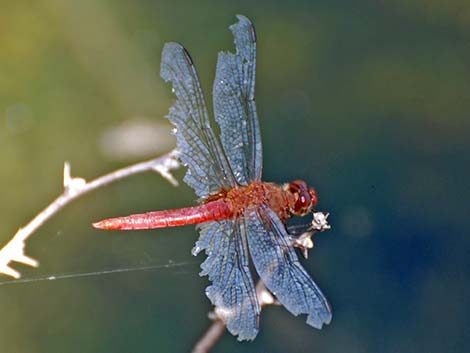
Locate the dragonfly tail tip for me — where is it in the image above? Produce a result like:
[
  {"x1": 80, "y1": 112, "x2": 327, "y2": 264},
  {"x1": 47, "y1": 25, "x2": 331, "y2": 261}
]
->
[{"x1": 92, "y1": 220, "x2": 110, "y2": 230}]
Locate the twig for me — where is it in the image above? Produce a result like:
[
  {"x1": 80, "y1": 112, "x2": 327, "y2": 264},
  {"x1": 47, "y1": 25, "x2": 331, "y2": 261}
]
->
[
  {"x1": 0, "y1": 149, "x2": 179, "y2": 279},
  {"x1": 191, "y1": 280, "x2": 277, "y2": 353},
  {"x1": 191, "y1": 320, "x2": 226, "y2": 353}
]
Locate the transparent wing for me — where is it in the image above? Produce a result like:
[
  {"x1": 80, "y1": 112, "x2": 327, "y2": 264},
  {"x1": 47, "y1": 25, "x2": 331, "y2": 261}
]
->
[
  {"x1": 161, "y1": 43, "x2": 236, "y2": 198},
  {"x1": 245, "y1": 206, "x2": 332, "y2": 329},
  {"x1": 213, "y1": 15, "x2": 262, "y2": 184},
  {"x1": 192, "y1": 219, "x2": 260, "y2": 340}
]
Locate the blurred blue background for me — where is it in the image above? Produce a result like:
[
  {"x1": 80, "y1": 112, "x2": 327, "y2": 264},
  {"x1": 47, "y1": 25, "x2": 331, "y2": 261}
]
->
[{"x1": 1, "y1": 1, "x2": 469, "y2": 352}]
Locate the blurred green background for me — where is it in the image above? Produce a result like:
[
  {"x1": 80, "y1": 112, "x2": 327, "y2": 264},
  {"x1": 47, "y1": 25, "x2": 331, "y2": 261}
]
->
[{"x1": 1, "y1": 1, "x2": 469, "y2": 352}]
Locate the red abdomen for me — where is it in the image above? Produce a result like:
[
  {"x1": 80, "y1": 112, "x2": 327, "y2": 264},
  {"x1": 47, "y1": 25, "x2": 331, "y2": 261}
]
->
[{"x1": 92, "y1": 200, "x2": 233, "y2": 230}]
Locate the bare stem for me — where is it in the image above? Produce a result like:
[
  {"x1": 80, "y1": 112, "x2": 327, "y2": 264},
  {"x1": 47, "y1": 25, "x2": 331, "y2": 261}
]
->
[
  {"x1": 0, "y1": 150, "x2": 179, "y2": 279},
  {"x1": 191, "y1": 320, "x2": 226, "y2": 353}
]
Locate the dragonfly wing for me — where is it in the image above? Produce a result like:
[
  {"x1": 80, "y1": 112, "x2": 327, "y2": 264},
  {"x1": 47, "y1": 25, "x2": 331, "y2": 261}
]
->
[
  {"x1": 213, "y1": 15, "x2": 263, "y2": 184},
  {"x1": 192, "y1": 219, "x2": 260, "y2": 341},
  {"x1": 161, "y1": 43, "x2": 236, "y2": 198},
  {"x1": 245, "y1": 206, "x2": 332, "y2": 329}
]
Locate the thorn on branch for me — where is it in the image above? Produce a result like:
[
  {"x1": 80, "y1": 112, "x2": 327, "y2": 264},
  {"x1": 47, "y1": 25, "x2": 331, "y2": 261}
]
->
[
  {"x1": 290, "y1": 211, "x2": 331, "y2": 259},
  {"x1": 0, "y1": 233, "x2": 39, "y2": 279},
  {"x1": 151, "y1": 150, "x2": 180, "y2": 186},
  {"x1": 0, "y1": 149, "x2": 179, "y2": 279},
  {"x1": 311, "y1": 211, "x2": 331, "y2": 231},
  {"x1": 63, "y1": 162, "x2": 87, "y2": 196}
]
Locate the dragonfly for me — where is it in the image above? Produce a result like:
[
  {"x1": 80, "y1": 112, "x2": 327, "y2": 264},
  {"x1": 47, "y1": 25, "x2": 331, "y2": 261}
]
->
[{"x1": 93, "y1": 15, "x2": 332, "y2": 341}]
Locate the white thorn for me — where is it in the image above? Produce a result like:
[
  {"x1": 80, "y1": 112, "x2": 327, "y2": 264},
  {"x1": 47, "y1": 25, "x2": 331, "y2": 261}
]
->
[
  {"x1": 63, "y1": 161, "x2": 86, "y2": 195},
  {"x1": 312, "y1": 211, "x2": 331, "y2": 231},
  {"x1": 290, "y1": 231, "x2": 314, "y2": 257},
  {"x1": 0, "y1": 229, "x2": 39, "y2": 278},
  {"x1": 0, "y1": 265, "x2": 20, "y2": 279},
  {"x1": 63, "y1": 161, "x2": 71, "y2": 188},
  {"x1": 152, "y1": 164, "x2": 179, "y2": 186},
  {"x1": 14, "y1": 254, "x2": 39, "y2": 267},
  {"x1": 151, "y1": 153, "x2": 180, "y2": 187}
]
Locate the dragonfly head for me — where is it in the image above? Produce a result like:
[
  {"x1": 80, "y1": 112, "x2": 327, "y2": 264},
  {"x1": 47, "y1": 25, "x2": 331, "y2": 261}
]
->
[{"x1": 286, "y1": 180, "x2": 318, "y2": 216}]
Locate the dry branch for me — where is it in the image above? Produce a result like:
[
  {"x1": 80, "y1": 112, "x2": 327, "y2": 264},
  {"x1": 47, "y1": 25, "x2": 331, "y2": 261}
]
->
[{"x1": 0, "y1": 150, "x2": 179, "y2": 279}]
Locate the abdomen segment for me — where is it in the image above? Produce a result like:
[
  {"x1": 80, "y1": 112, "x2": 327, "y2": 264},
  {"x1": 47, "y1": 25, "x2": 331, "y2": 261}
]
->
[{"x1": 92, "y1": 200, "x2": 233, "y2": 230}]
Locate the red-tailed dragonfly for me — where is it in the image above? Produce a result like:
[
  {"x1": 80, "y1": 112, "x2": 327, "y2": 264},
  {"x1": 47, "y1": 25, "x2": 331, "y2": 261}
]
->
[{"x1": 94, "y1": 15, "x2": 332, "y2": 340}]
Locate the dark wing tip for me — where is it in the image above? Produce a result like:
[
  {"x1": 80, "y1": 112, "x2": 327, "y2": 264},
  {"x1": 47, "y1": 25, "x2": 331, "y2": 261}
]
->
[
  {"x1": 160, "y1": 42, "x2": 196, "y2": 84},
  {"x1": 181, "y1": 46, "x2": 194, "y2": 65},
  {"x1": 161, "y1": 42, "x2": 193, "y2": 63}
]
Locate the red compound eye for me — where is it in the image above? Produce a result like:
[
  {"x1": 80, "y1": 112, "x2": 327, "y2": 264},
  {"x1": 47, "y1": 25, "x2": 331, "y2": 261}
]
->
[
  {"x1": 309, "y1": 188, "x2": 318, "y2": 207},
  {"x1": 288, "y1": 180, "x2": 316, "y2": 215}
]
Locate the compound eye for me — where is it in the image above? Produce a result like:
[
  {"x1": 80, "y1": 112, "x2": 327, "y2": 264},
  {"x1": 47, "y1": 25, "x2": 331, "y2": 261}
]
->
[
  {"x1": 309, "y1": 188, "x2": 318, "y2": 207},
  {"x1": 288, "y1": 180, "x2": 303, "y2": 192},
  {"x1": 298, "y1": 193, "x2": 310, "y2": 208},
  {"x1": 288, "y1": 180, "x2": 317, "y2": 215}
]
